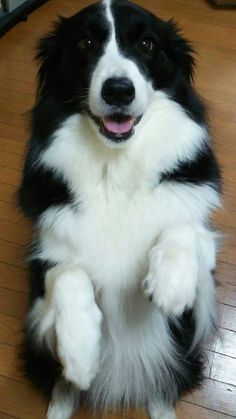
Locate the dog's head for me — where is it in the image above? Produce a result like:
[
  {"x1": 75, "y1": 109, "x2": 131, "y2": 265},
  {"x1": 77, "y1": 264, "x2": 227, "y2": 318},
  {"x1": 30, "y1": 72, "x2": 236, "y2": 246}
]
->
[{"x1": 37, "y1": 0, "x2": 194, "y2": 146}]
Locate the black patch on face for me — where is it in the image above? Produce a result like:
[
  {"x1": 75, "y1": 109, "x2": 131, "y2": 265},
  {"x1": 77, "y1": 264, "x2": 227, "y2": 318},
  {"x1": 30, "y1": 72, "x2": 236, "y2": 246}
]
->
[
  {"x1": 111, "y1": 0, "x2": 207, "y2": 124},
  {"x1": 112, "y1": 0, "x2": 194, "y2": 88},
  {"x1": 36, "y1": 2, "x2": 110, "y2": 112}
]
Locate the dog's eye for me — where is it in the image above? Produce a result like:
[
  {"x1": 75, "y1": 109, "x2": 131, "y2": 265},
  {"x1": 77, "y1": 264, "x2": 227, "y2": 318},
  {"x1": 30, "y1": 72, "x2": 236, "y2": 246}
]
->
[
  {"x1": 139, "y1": 39, "x2": 154, "y2": 53},
  {"x1": 77, "y1": 38, "x2": 94, "y2": 51}
]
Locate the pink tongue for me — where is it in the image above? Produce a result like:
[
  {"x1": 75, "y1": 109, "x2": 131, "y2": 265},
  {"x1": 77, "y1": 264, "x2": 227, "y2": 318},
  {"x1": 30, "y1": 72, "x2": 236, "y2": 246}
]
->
[{"x1": 103, "y1": 116, "x2": 133, "y2": 135}]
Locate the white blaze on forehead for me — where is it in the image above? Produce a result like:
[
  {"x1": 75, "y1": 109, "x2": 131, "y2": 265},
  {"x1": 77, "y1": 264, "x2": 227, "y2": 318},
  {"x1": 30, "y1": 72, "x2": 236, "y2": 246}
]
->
[
  {"x1": 88, "y1": 0, "x2": 154, "y2": 119},
  {"x1": 103, "y1": 0, "x2": 115, "y2": 25}
]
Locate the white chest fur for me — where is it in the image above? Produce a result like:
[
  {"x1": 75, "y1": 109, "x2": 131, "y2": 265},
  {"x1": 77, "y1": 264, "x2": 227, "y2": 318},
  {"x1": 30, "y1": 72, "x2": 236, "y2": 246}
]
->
[{"x1": 38, "y1": 94, "x2": 218, "y2": 291}]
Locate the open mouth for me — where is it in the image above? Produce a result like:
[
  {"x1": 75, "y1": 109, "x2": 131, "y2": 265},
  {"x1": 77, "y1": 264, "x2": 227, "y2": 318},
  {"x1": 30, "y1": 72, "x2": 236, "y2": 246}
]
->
[{"x1": 89, "y1": 112, "x2": 142, "y2": 142}]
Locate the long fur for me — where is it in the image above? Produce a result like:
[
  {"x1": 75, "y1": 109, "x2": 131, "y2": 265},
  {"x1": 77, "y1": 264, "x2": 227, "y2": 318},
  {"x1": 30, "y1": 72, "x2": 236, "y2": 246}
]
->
[{"x1": 18, "y1": 1, "x2": 221, "y2": 418}]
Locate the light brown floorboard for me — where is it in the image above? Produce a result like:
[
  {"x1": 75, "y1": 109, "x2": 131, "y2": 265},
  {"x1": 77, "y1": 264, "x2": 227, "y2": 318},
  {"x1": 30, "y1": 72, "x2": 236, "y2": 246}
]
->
[{"x1": 0, "y1": 0, "x2": 236, "y2": 418}]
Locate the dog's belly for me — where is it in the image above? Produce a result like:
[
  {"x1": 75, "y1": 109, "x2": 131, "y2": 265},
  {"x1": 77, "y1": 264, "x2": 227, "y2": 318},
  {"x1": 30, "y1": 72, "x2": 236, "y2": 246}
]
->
[{"x1": 88, "y1": 287, "x2": 176, "y2": 408}]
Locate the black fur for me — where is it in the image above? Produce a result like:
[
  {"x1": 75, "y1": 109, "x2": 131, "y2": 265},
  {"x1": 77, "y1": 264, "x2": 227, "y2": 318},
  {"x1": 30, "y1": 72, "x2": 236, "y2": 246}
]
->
[
  {"x1": 168, "y1": 311, "x2": 204, "y2": 399},
  {"x1": 20, "y1": 258, "x2": 58, "y2": 396},
  {"x1": 19, "y1": 162, "x2": 73, "y2": 221},
  {"x1": 160, "y1": 144, "x2": 221, "y2": 191}
]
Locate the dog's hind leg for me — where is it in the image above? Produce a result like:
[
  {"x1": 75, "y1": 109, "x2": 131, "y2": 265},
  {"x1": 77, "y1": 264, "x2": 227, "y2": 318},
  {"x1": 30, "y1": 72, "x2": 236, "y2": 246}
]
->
[
  {"x1": 28, "y1": 263, "x2": 102, "y2": 391},
  {"x1": 47, "y1": 378, "x2": 79, "y2": 419},
  {"x1": 148, "y1": 401, "x2": 176, "y2": 419}
]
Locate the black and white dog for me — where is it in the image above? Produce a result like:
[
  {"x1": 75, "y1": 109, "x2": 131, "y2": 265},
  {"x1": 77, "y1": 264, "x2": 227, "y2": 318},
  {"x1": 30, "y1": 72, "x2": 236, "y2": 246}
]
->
[{"x1": 19, "y1": 0, "x2": 221, "y2": 418}]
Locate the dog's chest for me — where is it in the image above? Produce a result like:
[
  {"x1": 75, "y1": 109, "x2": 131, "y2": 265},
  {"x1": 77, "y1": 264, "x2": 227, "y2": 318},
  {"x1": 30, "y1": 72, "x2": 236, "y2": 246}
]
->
[
  {"x1": 41, "y1": 175, "x2": 160, "y2": 289},
  {"x1": 39, "y1": 119, "x2": 162, "y2": 287}
]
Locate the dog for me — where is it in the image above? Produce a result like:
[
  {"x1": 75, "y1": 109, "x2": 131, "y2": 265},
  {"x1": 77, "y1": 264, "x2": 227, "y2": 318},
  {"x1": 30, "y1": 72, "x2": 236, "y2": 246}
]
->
[{"x1": 18, "y1": 0, "x2": 221, "y2": 418}]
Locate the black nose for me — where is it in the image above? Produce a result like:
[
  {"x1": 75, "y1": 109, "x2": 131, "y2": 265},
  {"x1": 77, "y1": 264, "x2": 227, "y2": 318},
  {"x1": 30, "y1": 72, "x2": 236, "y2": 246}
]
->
[{"x1": 102, "y1": 77, "x2": 135, "y2": 106}]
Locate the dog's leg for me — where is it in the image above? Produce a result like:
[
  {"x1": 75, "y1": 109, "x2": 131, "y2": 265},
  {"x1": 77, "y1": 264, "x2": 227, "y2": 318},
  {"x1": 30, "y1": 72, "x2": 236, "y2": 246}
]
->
[
  {"x1": 29, "y1": 264, "x2": 102, "y2": 390},
  {"x1": 143, "y1": 224, "x2": 216, "y2": 317},
  {"x1": 143, "y1": 225, "x2": 199, "y2": 316},
  {"x1": 148, "y1": 401, "x2": 176, "y2": 419},
  {"x1": 47, "y1": 378, "x2": 79, "y2": 419},
  {"x1": 143, "y1": 224, "x2": 217, "y2": 344}
]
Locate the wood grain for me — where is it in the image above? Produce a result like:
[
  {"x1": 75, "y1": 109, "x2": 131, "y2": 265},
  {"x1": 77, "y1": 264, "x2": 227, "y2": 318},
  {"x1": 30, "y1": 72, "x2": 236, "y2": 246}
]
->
[{"x1": 0, "y1": 0, "x2": 236, "y2": 418}]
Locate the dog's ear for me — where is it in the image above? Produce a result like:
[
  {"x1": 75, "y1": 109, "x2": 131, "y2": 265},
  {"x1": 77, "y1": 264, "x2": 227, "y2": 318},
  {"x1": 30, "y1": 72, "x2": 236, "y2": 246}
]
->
[
  {"x1": 36, "y1": 17, "x2": 67, "y2": 97},
  {"x1": 165, "y1": 19, "x2": 195, "y2": 82}
]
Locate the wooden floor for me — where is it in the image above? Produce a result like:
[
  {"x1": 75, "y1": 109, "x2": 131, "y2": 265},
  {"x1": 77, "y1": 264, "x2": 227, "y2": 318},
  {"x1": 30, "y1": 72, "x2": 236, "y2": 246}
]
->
[{"x1": 0, "y1": 0, "x2": 236, "y2": 417}]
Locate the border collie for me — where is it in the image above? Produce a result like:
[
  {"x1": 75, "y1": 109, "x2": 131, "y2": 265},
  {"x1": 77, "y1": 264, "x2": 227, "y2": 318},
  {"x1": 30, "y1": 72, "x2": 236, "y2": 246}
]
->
[{"x1": 18, "y1": 0, "x2": 221, "y2": 418}]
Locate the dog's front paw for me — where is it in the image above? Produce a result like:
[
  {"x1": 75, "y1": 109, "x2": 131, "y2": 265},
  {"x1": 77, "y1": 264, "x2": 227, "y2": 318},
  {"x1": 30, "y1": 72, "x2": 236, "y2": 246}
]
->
[{"x1": 143, "y1": 245, "x2": 198, "y2": 316}]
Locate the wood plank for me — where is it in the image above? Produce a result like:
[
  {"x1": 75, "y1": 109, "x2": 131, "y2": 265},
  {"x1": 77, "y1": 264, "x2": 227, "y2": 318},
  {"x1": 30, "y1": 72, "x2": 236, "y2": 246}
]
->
[
  {"x1": 183, "y1": 377, "x2": 236, "y2": 417},
  {"x1": 219, "y1": 304, "x2": 236, "y2": 331},
  {"x1": 0, "y1": 78, "x2": 35, "y2": 95},
  {"x1": 0, "y1": 137, "x2": 25, "y2": 155},
  {"x1": 0, "y1": 61, "x2": 36, "y2": 77},
  {"x1": 124, "y1": 401, "x2": 234, "y2": 419},
  {"x1": 0, "y1": 263, "x2": 27, "y2": 294},
  {"x1": 215, "y1": 329, "x2": 236, "y2": 358},
  {"x1": 0, "y1": 342, "x2": 27, "y2": 384},
  {"x1": 0, "y1": 183, "x2": 16, "y2": 204},
  {"x1": 143, "y1": 0, "x2": 236, "y2": 29},
  {"x1": 0, "y1": 88, "x2": 33, "y2": 108},
  {"x1": 0, "y1": 0, "x2": 235, "y2": 418},
  {"x1": 217, "y1": 282, "x2": 236, "y2": 307},
  {"x1": 0, "y1": 201, "x2": 25, "y2": 225},
  {"x1": 0, "y1": 124, "x2": 26, "y2": 142},
  {"x1": 0, "y1": 375, "x2": 47, "y2": 419},
  {"x1": 0, "y1": 239, "x2": 26, "y2": 268},
  {"x1": 0, "y1": 376, "x2": 124, "y2": 419},
  {"x1": 0, "y1": 413, "x2": 18, "y2": 419},
  {"x1": 0, "y1": 98, "x2": 32, "y2": 115},
  {"x1": 0, "y1": 166, "x2": 21, "y2": 187},
  {"x1": 217, "y1": 241, "x2": 236, "y2": 267},
  {"x1": 0, "y1": 219, "x2": 31, "y2": 246},
  {"x1": 204, "y1": 350, "x2": 214, "y2": 378},
  {"x1": 0, "y1": 287, "x2": 27, "y2": 319},
  {"x1": 176, "y1": 401, "x2": 233, "y2": 419},
  {"x1": 0, "y1": 67, "x2": 35, "y2": 85},
  {"x1": 0, "y1": 313, "x2": 22, "y2": 347},
  {"x1": 211, "y1": 353, "x2": 236, "y2": 387},
  {"x1": 0, "y1": 151, "x2": 23, "y2": 171},
  {"x1": 0, "y1": 109, "x2": 26, "y2": 129},
  {"x1": 75, "y1": 409, "x2": 130, "y2": 418},
  {"x1": 216, "y1": 262, "x2": 236, "y2": 287}
]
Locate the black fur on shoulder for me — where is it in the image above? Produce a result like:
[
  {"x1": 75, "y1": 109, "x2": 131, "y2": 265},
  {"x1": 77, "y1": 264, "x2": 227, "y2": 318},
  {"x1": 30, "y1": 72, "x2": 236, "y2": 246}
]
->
[
  {"x1": 160, "y1": 144, "x2": 221, "y2": 192},
  {"x1": 18, "y1": 157, "x2": 73, "y2": 221}
]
